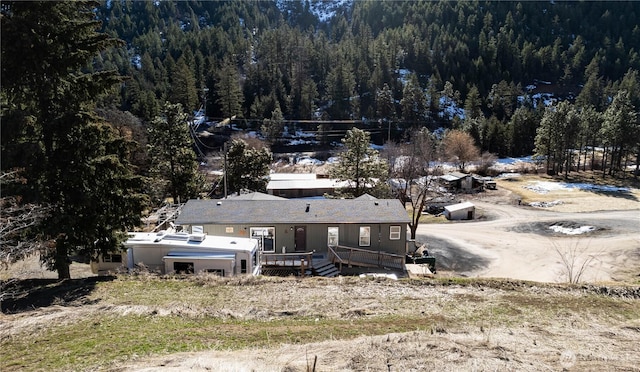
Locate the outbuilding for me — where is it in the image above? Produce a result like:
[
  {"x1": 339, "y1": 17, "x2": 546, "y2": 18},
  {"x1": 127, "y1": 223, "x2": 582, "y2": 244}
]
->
[{"x1": 443, "y1": 201, "x2": 476, "y2": 220}]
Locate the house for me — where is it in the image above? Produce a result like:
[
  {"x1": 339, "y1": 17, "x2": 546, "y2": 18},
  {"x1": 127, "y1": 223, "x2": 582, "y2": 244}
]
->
[
  {"x1": 174, "y1": 195, "x2": 410, "y2": 257},
  {"x1": 91, "y1": 231, "x2": 260, "y2": 276},
  {"x1": 439, "y1": 172, "x2": 486, "y2": 193},
  {"x1": 266, "y1": 173, "x2": 348, "y2": 198},
  {"x1": 439, "y1": 172, "x2": 473, "y2": 192},
  {"x1": 443, "y1": 201, "x2": 476, "y2": 220}
]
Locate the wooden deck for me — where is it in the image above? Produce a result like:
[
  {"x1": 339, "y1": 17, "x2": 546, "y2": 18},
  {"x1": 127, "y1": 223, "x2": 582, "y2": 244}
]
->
[
  {"x1": 261, "y1": 252, "x2": 340, "y2": 277},
  {"x1": 328, "y1": 245, "x2": 406, "y2": 272}
]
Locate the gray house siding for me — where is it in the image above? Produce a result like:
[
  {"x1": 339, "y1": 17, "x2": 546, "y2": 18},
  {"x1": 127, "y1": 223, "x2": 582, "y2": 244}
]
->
[
  {"x1": 183, "y1": 222, "x2": 407, "y2": 255},
  {"x1": 176, "y1": 198, "x2": 410, "y2": 256}
]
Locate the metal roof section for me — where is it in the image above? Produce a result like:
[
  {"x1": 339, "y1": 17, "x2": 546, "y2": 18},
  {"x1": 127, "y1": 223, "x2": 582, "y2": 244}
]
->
[
  {"x1": 444, "y1": 201, "x2": 475, "y2": 212},
  {"x1": 440, "y1": 172, "x2": 470, "y2": 182},
  {"x1": 175, "y1": 198, "x2": 410, "y2": 225},
  {"x1": 226, "y1": 192, "x2": 286, "y2": 200},
  {"x1": 269, "y1": 173, "x2": 317, "y2": 181},
  {"x1": 266, "y1": 178, "x2": 348, "y2": 190}
]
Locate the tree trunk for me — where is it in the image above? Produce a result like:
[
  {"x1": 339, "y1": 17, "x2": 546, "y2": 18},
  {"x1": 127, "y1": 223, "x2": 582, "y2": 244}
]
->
[
  {"x1": 410, "y1": 224, "x2": 417, "y2": 240},
  {"x1": 55, "y1": 241, "x2": 71, "y2": 279},
  {"x1": 602, "y1": 147, "x2": 607, "y2": 178}
]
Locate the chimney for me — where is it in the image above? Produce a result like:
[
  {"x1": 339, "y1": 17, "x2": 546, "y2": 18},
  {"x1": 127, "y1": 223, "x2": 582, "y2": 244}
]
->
[{"x1": 305, "y1": 203, "x2": 310, "y2": 212}]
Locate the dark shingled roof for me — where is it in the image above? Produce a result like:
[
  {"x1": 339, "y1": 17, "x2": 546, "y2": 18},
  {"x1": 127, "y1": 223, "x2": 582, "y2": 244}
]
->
[{"x1": 175, "y1": 199, "x2": 410, "y2": 225}]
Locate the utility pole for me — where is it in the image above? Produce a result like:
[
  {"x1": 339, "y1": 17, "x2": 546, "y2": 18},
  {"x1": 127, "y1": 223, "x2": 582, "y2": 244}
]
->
[{"x1": 223, "y1": 141, "x2": 228, "y2": 199}]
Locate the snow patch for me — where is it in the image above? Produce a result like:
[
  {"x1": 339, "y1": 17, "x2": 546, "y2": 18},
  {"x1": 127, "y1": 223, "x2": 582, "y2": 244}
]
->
[
  {"x1": 529, "y1": 200, "x2": 563, "y2": 208},
  {"x1": 523, "y1": 181, "x2": 631, "y2": 194},
  {"x1": 548, "y1": 225, "x2": 595, "y2": 235}
]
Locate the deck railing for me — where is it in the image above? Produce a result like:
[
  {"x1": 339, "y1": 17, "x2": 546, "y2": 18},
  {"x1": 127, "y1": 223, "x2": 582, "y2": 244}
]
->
[
  {"x1": 261, "y1": 252, "x2": 314, "y2": 276},
  {"x1": 327, "y1": 245, "x2": 405, "y2": 271}
]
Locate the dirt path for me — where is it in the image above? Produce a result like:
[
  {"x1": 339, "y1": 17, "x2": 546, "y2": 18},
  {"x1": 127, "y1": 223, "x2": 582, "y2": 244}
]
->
[{"x1": 416, "y1": 198, "x2": 640, "y2": 283}]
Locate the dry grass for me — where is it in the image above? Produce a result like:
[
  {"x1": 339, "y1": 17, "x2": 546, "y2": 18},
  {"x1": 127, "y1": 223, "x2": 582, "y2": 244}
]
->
[
  {"x1": 1, "y1": 275, "x2": 639, "y2": 371},
  {"x1": 495, "y1": 174, "x2": 640, "y2": 213}
]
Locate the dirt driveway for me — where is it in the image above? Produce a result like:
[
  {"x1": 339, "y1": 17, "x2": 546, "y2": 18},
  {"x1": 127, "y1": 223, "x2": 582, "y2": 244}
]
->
[{"x1": 415, "y1": 180, "x2": 640, "y2": 283}]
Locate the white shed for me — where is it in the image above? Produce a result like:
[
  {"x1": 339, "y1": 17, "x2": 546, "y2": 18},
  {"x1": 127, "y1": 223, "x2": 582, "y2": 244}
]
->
[{"x1": 443, "y1": 202, "x2": 475, "y2": 220}]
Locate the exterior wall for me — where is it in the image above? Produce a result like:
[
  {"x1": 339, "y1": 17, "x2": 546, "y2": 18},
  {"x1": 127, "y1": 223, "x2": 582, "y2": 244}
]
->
[
  {"x1": 94, "y1": 245, "x2": 258, "y2": 275},
  {"x1": 445, "y1": 207, "x2": 475, "y2": 220},
  {"x1": 269, "y1": 187, "x2": 334, "y2": 198},
  {"x1": 90, "y1": 252, "x2": 127, "y2": 275},
  {"x1": 189, "y1": 222, "x2": 407, "y2": 256},
  {"x1": 461, "y1": 176, "x2": 473, "y2": 190},
  {"x1": 163, "y1": 257, "x2": 236, "y2": 276}
]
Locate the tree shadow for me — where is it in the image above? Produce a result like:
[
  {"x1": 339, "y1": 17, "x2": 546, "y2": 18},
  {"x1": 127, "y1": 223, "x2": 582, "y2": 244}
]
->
[
  {"x1": 414, "y1": 236, "x2": 491, "y2": 274},
  {"x1": 1, "y1": 276, "x2": 115, "y2": 314},
  {"x1": 588, "y1": 189, "x2": 638, "y2": 201}
]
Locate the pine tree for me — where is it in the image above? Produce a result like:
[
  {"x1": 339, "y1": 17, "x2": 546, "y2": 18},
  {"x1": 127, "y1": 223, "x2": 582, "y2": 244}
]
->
[
  {"x1": 169, "y1": 56, "x2": 198, "y2": 112},
  {"x1": 225, "y1": 138, "x2": 272, "y2": 195},
  {"x1": 148, "y1": 102, "x2": 205, "y2": 204},
  {"x1": 215, "y1": 58, "x2": 244, "y2": 119},
  {"x1": 330, "y1": 128, "x2": 388, "y2": 197},
  {"x1": 1, "y1": 1, "x2": 147, "y2": 279},
  {"x1": 400, "y1": 73, "x2": 427, "y2": 125}
]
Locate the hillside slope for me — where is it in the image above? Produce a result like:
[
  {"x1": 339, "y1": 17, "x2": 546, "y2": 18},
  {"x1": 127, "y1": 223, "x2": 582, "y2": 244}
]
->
[{"x1": 1, "y1": 276, "x2": 639, "y2": 371}]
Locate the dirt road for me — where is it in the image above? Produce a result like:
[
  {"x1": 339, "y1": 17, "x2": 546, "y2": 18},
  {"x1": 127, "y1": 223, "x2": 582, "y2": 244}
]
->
[{"x1": 415, "y1": 200, "x2": 640, "y2": 282}]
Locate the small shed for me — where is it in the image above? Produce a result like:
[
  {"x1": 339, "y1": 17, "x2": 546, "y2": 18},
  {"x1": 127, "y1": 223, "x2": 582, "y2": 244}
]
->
[{"x1": 443, "y1": 201, "x2": 476, "y2": 220}]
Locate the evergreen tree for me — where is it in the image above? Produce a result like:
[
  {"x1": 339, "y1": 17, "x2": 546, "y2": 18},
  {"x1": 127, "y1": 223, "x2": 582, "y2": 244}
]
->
[
  {"x1": 376, "y1": 83, "x2": 396, "y2": 119},
  {"x1": 400, "y1": 73, "x2": 427, "y2": 125},
  {"x1": 534, "y1": 101, "x2": 580, "y2": 177},
  {"x1": 330, "y1": 128, "x2": 388, "y2": 197},
  {"x1": 225, "y1": 138, "x2": 272, "y2": 195},
  {"x1": 326, "y1": 55, "x2": 356, "y2": 119},
  {"x1": 148, "y1": 102, "x2": 205, "y2": 204},
  {"x1": 215, "y1": 58, "x2": 244, "y2": 119},
  {"x1": 261, "y1": 102, "x2": 285, "y2": 144},
  {"x1": 1, "y1": 1, "x2": 147, "y2": 279},
  {"x1": 600, "y1": 91, "x2": 638, "y2": 176},
  {"x1": 169, "y1": 56, "x2": 198, "y2": 112}
]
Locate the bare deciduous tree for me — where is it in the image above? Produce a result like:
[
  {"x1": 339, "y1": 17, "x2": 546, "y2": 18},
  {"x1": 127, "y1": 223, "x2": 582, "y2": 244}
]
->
[
  {"x1": 441, "y1": 130, "x2": 481, "y2": 172},
  {"x1": 386, "y1": 128, "x2": 442, "y2": 239},
  {"x1": 552, "y1": 239, "x2": 597, "y2": 284},
  {"x1": 0, "y1": 171, "x2": 50, "y2": 270}
]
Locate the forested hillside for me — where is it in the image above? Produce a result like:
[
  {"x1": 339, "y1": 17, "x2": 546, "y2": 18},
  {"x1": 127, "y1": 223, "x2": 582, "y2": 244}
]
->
[{"x1": 94, "y1": 0, "x2": 640, "y2": 157}]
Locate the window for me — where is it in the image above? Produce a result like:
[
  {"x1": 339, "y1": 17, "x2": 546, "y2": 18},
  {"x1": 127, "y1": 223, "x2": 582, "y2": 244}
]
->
[
  {"x1": 173, "y1": 262, "x2": 194, "y2": 274},
  {"x1": 389, "y1": 226, "x2": 402, "y2": 240},
  {"x1": 103, "y1": 254, "x2": 122, "y2": 263},
  {"x1": 327, "y1": 227, "x2": 339, "y2": 247},
  {"x1": 359, "y1": 226, "x2": 371, "y2": 246},
  {"x1": 250, "y1": 227, "x2": 275, "y2": 252}
]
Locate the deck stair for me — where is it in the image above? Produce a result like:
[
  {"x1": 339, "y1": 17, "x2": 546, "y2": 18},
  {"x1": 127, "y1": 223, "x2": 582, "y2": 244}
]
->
[
  {"x1": 261, "y1": 252, "x2": 337, "y2": 277},
  {"x1": 311, "y1": 259, "x2": 340, "y2": 277}
]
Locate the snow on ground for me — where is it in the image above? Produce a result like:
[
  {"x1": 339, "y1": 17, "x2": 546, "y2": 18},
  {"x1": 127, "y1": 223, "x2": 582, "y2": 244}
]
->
[
  {"x1": 439, "y1": 96, "x2": 465, "y2": 120},
  {"x1": 529, "y1": 200, "x2": 563, "y2": 208},
  {"x1": 296, "y1": 157, "x2": 323, "y2": 166},
  {"x1": 523, "y1": 181, "x2": 630, "y2": 194},
  {"x1": 548, "y1": 224, "x2": 596, "y2": 235}
]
